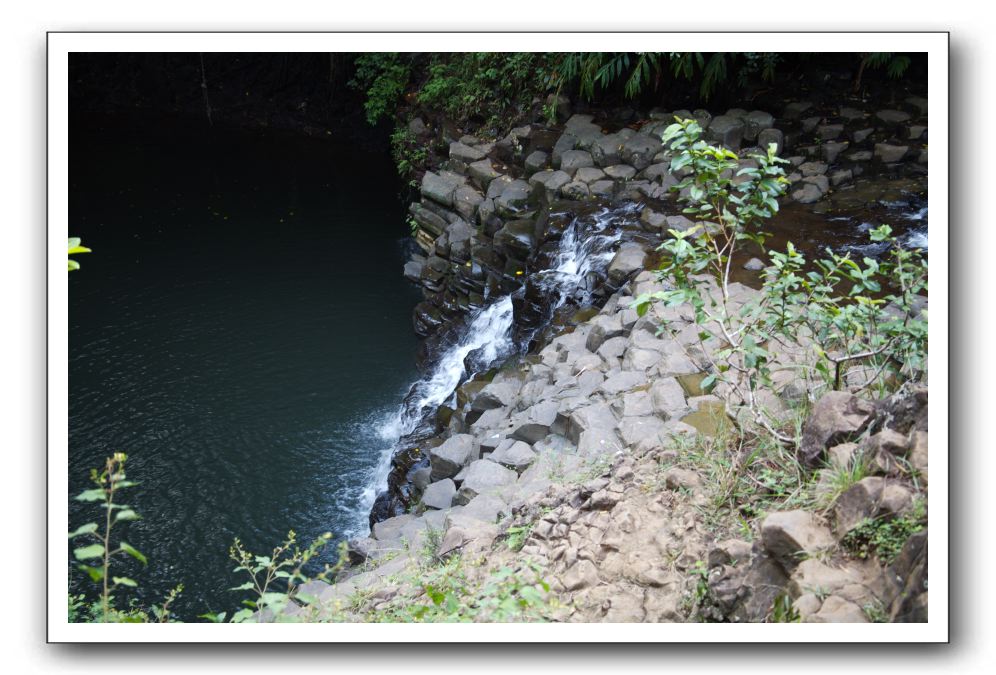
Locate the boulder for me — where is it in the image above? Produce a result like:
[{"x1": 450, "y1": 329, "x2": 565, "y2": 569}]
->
[
  {"x1": 524, "y1": 150, "x2": 549, "y2": 173},
  {"x1": 604, "y1": 164, "x2": 637, "y2": 180},
  {"x1": 561, "y1": 181, "x2": 590, "y2": 200},
  {"x1": 874, "y1": 144, "x2": 909, "y2": 163},
  {"x1": 558, "y1": 149, "x2": 595, "y2": 176},
  {"x1": 421, "y1": 478, "x2": 457, "y2": 510},
  {"x1": 494, "y1": 179, "x2": 532, "y2": 217},
  {"x1": 876, "y1": 109, "x2": 911, "y2": 125},
  {"x1": 467, "y1": 159, "x2": 501, "y2": 188},
  {"x1": 607, "y1": 242, "x2": 647, "y2": 287},
  {"x1": 421, "y1": 171, "x2": 462, "y2": 207},
  {"x1": 799, "y1": 392, "x2": 875, "y2": 465},
  {"x1": 429, "y1": 434, "x2": 477, "y2": 480},
  {"x1": 455, "y1": 459, "x2": 518, "y2": 504},
  {"x1": 567, "y1": 402, "x2": 618, "y2": 444},
  {"x1": 707, "y1": 115, "x2": 745, "y2": 149},
  {"x1": 761, "y1": 510, "x2": 835, "y2": 569},
  {"x1": 510, "y1": 400, "x2": 559, "y2": 444},
  {"x1": 757, "y1": 127, "x2": 784, "y2": 154},
  {"x1": 743, "y1": 110, "x2": 774, "y2": 142},
  {"x1": 575, "y1": 166, "x2": 606, "y2": 184},
  {"x1": 450, "y1": 141, "x2": 486, "y2": 163},
  {"x1": 471, "y1": 381, "x2": 518, "y2": 412},
  {"x1": 372, "y1": 514, "x2": 415, "y2": 542},
  {"x1": 488, "y1": 440, "x2": 537, "y2": 473},
  {"x1": 493, "y1": 219, "x2": 536, "y2": 260},
  {"x1": 621, "y1": 134, "x2": 662, "y2": 170}
]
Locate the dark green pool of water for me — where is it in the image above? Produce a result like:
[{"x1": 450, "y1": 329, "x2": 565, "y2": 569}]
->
[{"x1": 68, "y1": 115, "x2": 421, "y2": 620}]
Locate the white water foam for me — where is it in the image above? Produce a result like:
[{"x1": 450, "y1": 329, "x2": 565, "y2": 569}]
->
[{"x1": 352, "y1": 203, "x2": 638, "y2": 532}]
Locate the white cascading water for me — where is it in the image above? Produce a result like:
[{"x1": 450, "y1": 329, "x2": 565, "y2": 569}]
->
[{"x1": 354, "y1": 203, "x2": 639, "y2": 530}]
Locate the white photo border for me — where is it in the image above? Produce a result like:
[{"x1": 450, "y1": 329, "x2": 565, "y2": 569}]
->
[{"x1": 48, "y1": 31, "x2": 949, "y2": 643}]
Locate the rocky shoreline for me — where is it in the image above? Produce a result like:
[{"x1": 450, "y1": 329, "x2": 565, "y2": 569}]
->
[
  {"x1": 371, "y1": 95, "x2": 928, "y2": 525},
  {"x1": 293, "y1": 95, "x2": 931, "y2": 624}
]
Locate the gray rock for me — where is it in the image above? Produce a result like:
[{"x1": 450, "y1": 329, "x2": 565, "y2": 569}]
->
[
  {"x1": 472, "y1": 381, "x2": 518, "y2": 412},
  {"x1": 757, "y1": 127, "x2": 784, "y2": 154},
  {"x1": 488, "y1": 440, "x2": 537, "y2": 473},
  {"x1": 830, "y1": 168, "x2": 853, "y2": 186},
  {"x1": 800, "y1": 392, "x2": 875, "y2": 466},
  {"x1": 708, "y1": 115, "x2": 745, "y2": 149},
  {"x1": 450, "y1": 141, "x2": 486, "y2": 163},
  {"x1": 761, "y1": 510, "x2": 835, "y2": 569},
  {"x1": 558, "y1": 149, "x2": 595, "y2": 176},
  {"x1": 408, "y1": 117, "x2": 428, "y2": 136},
  {"x1": 590, "y1": 133, "x2": 624, "y2": 167},
  {"x1": 621, "y1": 134, "x2": 662, "y2": 170},
  {"x1": 551, "y1": 133, "x2": 578, "y2": 166},
  {"x1": 600, "y1": 370, "x2": 649, "y2": 396},
  {"x1": 494, "y1": 179, "x2": 532, "y2": 217},
  {"x1": 607, "y1": 242, "x2": 647, "y2": 286},
  {"x1": 493, "y1": 219, "x2": 536, "y2": 259},
  {"x1": 876, "y1": 109, "x2": 911, "y2": 124},
  {"x1": 429, "y1": 434, "x2": 478, "y2": 480},
  {"x1": 744, "y1": 110, "x2": 774, "y2": 142},
  {"x1": 524, "y1": 150, "x2": 549, "y2": 173},
  {"x1": 421, "y1": 171, "x2": 462, "y2": 207},
  {"x1": 851, "y1": 127, "x2": 875, "y2": 144},
  {"x1": 567, "y1": 402, "x2": 618, "y2": 444},
  {"x1": 589, "y1": 180, "x2": 615, "y2": 197},
  {"x1": 421, "y1": 478, "x2": 457, "y2": 510},
  {"x1": 372, "y1": 514, "x2": 415, "y2": 542},
  {"x1": 561, "y1": 181, "x2": 590, "y2": 200},
  {"x1": 816, "y1": 124, "x2": 844, "y2": 141},
  {"x1": 574, "y1": 166, "x2": 606, "y2": 184},
  {"x1": 665, "y1": 214, "x2": 696, "y2": 233},
  {"x1": 617, "y1": 415, "x2": 667, "y2": 447},
  {"x1": 799, "y1": 161, "x2": 828, "y2": 176},
  {"x1": 585, "y1": 313, "x2": 625, "y2": 352},
  {"x1": 874, "y1": 143, "x2": 909, "y2": 163},
  {"x1": 650, "y1": 377, "x2": 688, "y2": 417},
  {"x1": 468, "y1": 159, "x2": 501, "y2": 189},
  {"x1": 455, "y1": 459, "x2": 518, "y2": 504},
  {"x1": 510, "y1": 400, "x2": 559, "y2": 444},
  {"x1": 792, "y1": 183, "x2": 823, "y2": 204},
  {"x1": 452, "y1": 185, "x2": 484, "y2": 221},
  {"x1": 821, "y1": 141, "x2": 849, "y2": 164},
  {"x1": 604, "y1": 164, "x2": 637, "y2": 180},
  {"x1": 743, "y1": 257, "x2": 765, "y2": 271}
]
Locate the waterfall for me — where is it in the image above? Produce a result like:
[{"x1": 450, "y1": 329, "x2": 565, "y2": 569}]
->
[{"x1": 353, "y1": 202, "x2": 640, "y2": 532}]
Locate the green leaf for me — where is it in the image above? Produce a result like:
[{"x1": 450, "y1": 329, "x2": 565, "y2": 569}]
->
[
  {"x1": 230, "y1": 608, "x2": 254, "y2": 623},
  {"x1": 68, "y1": 523, "x2": 98, "y2": 538},
  {"x1": 73, "y1": 544, "x2": 105, "y2": 560},
  {"x1": 114, "y1": 509, "x2": 141, "y2": 522},
  {"x1": 78, "y1": 564, "x2": 104, "y2": 582},
  {"x1": 229, "y1": 582, "x2": 254, "y2": 591},
  {"x1": 199, "y1": 611, "x2": 227, "y2": 623},
  {"x1": 119, "y1": 541, "x2": 147, "y2": 565},
  {"x1": 700, "y1": 374, "x2": 718, "y2": 393},
  {"x1": 68, "y1": 260, "x2": 80, "y2": 272},
  {"x1": 112, "y1": 576, "x2": 138, "y2": 587},
  {"x1": 74, "y1": 488, "x2": 105, "y2": 502}
]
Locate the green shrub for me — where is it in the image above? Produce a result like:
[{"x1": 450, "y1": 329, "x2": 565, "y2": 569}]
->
[
  {"x1": 632, "y1": 118, "x2": 928, "y2": 442},
  {"x1": 350, "y1": 53, "x2": 412, "y2": 125},
  {"x1": 842, "y1": 499, "x2": 926, "y2": 564}
]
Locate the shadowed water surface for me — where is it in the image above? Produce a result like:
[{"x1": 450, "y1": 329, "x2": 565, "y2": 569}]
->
[{"x1": 68, "y1": 116, "x2": 421, "y2": 619}]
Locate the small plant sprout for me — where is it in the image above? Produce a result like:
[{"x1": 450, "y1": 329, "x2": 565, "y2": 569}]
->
[{"x1": 69, "y1": 452, "x2": 147, "y2": 622}]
